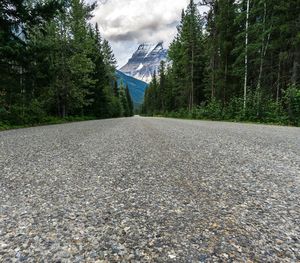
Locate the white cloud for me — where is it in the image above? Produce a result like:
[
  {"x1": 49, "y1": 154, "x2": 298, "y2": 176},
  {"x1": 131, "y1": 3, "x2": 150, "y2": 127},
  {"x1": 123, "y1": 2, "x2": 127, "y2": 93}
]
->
[{"x1": 90, "y1": 0, "x2": 206, "y2": 67}]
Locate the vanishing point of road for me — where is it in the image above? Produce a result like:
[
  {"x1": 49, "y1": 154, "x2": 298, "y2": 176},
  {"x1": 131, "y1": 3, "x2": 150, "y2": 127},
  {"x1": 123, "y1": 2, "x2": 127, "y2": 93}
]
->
[{"x1": 0, "y1": 117, "x2": 299, "y2": 262}]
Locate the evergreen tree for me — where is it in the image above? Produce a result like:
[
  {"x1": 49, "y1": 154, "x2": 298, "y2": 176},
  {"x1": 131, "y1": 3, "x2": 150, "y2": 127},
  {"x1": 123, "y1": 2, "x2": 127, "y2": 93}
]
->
[
  {"x1": 143, "y1": 0, "x2": 300, "y2": 125},
  {"x1": 0, "y1": 0, "x2": 62, "y2": 124},
  {"x1": 143, "y1": 72, "x2": 159, "y2": 115},
  {"x1": 119, "y1": 82, "x2": 129, "y2": 117},
  {"x1": 214, "y1": 0, "x2": 237, "y2": 105},
  {"x1": 168, "y1": 0, "x2": 206, "y2": 110},
  {"x1": 102, "y1": 39, "x2": 117, "y2": 81},
  {"x1": 158, "y1": 61, "x2": 166, "y2": 112},
  {"x1": 113, "y1": 80, "x2": 119, "y2": 97},
  {"x1": 87, "y1": 23, "x2": 112, "y2": 118},
  {"x1": 0, "y1": 0, "x2": 125, "y2": 126},
  {"x1": 125, "y1": 85, "x2": 134, "y2": 116}
]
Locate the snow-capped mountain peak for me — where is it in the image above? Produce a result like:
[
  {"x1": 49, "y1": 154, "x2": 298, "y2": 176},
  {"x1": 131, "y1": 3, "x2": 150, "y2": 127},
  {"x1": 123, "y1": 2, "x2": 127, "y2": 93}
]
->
[{"x1": 120, "y1": 42, "x2": 167, "y2": 83}]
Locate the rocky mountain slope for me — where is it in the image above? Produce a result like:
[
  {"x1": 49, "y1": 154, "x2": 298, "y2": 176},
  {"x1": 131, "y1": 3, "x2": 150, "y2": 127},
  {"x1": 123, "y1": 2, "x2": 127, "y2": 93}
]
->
[{"x1": 120, "y1": 42, "x2": 167, "y2": 83}]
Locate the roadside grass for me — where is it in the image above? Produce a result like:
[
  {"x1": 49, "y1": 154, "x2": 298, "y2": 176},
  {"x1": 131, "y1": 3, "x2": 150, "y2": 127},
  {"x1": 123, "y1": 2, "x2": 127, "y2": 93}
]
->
[
  {"x1": 155, "y1": 115, "x2": 297, "y2": 127},
  {"x1": 143, "y1": 111, "x2": 299, "y2": 127},
  {"x1": 0, "y1": 116, "x2": 97, "y2": 132}
]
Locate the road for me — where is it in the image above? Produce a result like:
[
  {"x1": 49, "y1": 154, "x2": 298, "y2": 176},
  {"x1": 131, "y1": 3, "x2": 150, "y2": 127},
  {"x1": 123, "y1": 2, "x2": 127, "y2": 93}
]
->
[{"x1": 0, "y1": 117, "x2": 299, "y2": 262}]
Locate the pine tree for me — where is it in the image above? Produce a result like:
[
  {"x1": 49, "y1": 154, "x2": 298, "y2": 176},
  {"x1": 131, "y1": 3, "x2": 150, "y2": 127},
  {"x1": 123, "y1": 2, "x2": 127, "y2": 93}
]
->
[
  {"x1": 113, "y1": 80, "x2": 119, "y2": 97},
  {"x1": 143, "y1": 72, "x2": 159, "y2": 115},
  {"x1": 158, "y1": 61, "x2": 166, "y2": 112},
  {"x1": 125, "y1": 85, "x2": 134, "y2": 116},
  {"x1": 0, "y1": 0, "x2": 125, "y2": 125},
  {"x1": 143, "y1": 0, "x2": 300, "y2": 124},
  {"x1": 102, "y1": 39, "x2": 117, "y2": 81},
  {"x1": 0, "y1": 0, "x2": 61, "y2": 124},
  {"x1": 168, "y1": 0, "x2": 205, "y2": 110},
  {"x1": 204, "y1": 0, "x2": 237, "y2": 106},
  {"x1": 119, "y1": 82, "x2": 129, "y2": 117},
  {"x1": 87, "y1": 23, "x2": 111, "y2": 118}
]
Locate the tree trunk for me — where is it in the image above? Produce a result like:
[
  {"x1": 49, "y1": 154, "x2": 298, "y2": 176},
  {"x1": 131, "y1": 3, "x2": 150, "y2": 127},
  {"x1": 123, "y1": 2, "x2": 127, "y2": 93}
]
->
[
  {"x1": 191, "y1": 44, "x2": 194, "y2": 110},
  {"x1": 256, "y1": 2, "x2": 272, "y2": 117},
  {"x1": 256, "y1": 2, "x2": 267, "y2": 93},
  {"x1": 243, "y1": 0, "x2": 250, "y2": 111},
  {"x1": 20, "y1": 66, "x2": 25, "y2": 119},
  {"x1": 224, "y1": 56, "x2": 228, "y2": 106},
  {"x1": 211, "y1": 4, "x2": 217, "y2": 100},
  {"x1": 292, "y1": 50, "x2": 300, "y2": 86},
  {"x1": 276, "y1": 59, "x2": 281, "y2": 103},
  {"x1": 211, "y1": 62, "x2": 215, "y2": 99}
]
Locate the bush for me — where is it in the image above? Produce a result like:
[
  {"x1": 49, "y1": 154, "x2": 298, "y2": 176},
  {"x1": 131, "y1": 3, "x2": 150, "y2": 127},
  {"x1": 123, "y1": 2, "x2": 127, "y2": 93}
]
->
[
  {"x1": 11, "y1": 100, "x2": 46, "y2": 125},
  {"x1": 224, "y1": 97, "x2": 244, "y2": 121},
  {"x1": 284, "y1": 85, "x2": 300, "y2": 125},
  {"x1": 0, "y1": 121, "x2": 9, "y2": 130},
  {"x1": 109, "y1": 96, "x2": 123, "y2": 118},
  {"x1": 201, "y1": 99, "x2": 223, "y2": 120},
  {"x1": 148, "y1": 90, "x2": 299, "y2": 127},
  {"x1": 263, "y1": 100, "x2": 287, "y2": 124}
]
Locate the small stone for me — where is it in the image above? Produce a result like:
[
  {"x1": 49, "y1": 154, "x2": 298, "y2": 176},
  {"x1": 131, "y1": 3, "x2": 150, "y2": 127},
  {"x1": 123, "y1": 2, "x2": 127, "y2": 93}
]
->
[
  {"x1": 124, "y1": 227, "x2": 130, "y2": 232},
  {"x1": 222, "y1": 253, "x2": 229, "y2": 259},
  {"x1": 236, "y1": 246, "x2": 242, "y2": 253},
  {"x1": 168, "y1": 254, "x2": 176, "y2": 259},
  {"x1": 199, "y1": 254, "x2": 208, "y2": 262},
  {"x1": 90, "y1": 251, "x2": 98, "y2": 258},
  {"x1": 74, "y1": 255, "x2": 84, "y2": 263},
  {"x1": 285, "y1": 250, "x2": 295, "y2": 259},
  {"x1": 0, "y1": 243, "x2": 8, "y2": 250},
  {"x1": 211, "y1": 223, "x2": 219, "y2": 229},
  {"x1": 112, "y1": 244, "x2": 125, "y2": 254},
  {"x1": 276, "y1": 239, "x2": 284, "y2": 245},
  {"x1": 56, "y1": 251, "x2": 70, "y2": 259}
]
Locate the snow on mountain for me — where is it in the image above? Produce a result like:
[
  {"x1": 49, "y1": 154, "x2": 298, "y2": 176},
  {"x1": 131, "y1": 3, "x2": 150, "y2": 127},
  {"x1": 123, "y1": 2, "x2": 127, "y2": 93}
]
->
[
  {"x1": 136, "y1": 63, "x2": 144, "y2": 71},
  {"x1": 120, "y1": 42, "x2": 167, "y2": 83}
]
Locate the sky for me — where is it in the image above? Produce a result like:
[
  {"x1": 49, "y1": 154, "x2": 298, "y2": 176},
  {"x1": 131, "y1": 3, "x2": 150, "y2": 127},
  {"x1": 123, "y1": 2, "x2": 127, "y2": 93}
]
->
[{"x1": 90, "y1": 0, "x2": 206, "y2": 68}]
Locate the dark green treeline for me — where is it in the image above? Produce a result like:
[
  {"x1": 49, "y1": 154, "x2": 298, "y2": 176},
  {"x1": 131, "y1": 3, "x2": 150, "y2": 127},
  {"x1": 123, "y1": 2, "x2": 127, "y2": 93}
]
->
[
  {"x1": 142, "y1": 0, "x2": 300, "y2": 126},
  {"x1": 0, "y1": 0, "x2": 133, "y2": 127}
]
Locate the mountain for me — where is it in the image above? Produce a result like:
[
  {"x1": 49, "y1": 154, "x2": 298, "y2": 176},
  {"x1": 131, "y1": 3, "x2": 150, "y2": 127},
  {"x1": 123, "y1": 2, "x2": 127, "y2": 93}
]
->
[
  {"x1": 120, "y1": 42, "x2": 167, "y2": 83},
  {"x1": 116, "y1": 70, "x2": 148, "y2": 107}
]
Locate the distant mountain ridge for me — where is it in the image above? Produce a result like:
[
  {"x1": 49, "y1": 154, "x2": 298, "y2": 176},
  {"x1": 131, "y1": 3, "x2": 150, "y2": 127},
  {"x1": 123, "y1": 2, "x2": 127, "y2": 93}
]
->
[
  {"x1": 116, "y1": 70, "x2": 148, "y2": 107},
  {"x1": 120, "y1": 42, "x2": 168, "y2": 83}
]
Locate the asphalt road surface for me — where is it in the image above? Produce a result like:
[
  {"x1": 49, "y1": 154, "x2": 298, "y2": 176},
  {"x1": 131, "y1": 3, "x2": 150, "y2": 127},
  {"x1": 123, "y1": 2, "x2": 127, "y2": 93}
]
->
[{"x1": 0, "y1": 117, "x2": 299, "y2": 262}]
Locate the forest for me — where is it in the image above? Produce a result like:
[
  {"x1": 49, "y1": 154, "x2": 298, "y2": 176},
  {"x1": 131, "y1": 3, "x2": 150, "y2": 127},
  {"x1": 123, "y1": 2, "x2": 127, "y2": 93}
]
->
[
  {"x1": 0, "y1": 0, "x2": 133, "y2": 129},
  {"x1": 142, "y1": 0, "x2": 300, "y2": 126}
]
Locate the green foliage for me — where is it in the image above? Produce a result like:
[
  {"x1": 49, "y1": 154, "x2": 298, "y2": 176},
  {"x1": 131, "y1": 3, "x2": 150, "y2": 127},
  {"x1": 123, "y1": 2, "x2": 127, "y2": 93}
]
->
[
  {"x1": 168, "y1": 0, "x2": 206, "y2": 109},
  {"x1": 284, "y1": 85, "x2": 300, "y2": 125},
  {"x1": 0, "y1": 99, "x2": 44, "y2": 125},
  {"x1": 201, "y1": 100, "x2": 224, "y2": 120},
  {"x1": 142, "y1": 0, "x2": 300, "y2": 127},
  {"x1": 1, "y1": 0, "x2": 134, "y2": 127},
  {"x1": 224, "y1": 97, "x2": 245, "y2": 120},
  {"x1": 125, "y1": 86, "x2": 134, "y2": 116},
  {"x1": 119, "y1": 84, "x2": 130, "y2": 117},
  {"x1": 109, "y1": 96, "x2": 123, "y2": 118}
]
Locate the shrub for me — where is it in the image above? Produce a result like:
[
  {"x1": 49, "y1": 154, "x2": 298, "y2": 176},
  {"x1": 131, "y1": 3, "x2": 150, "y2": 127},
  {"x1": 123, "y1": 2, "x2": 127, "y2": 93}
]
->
[
  {"x1": 202, "y1": 99, "x2": 223, "y2": 120},
  {"x1": 284, "y1": 85, "x2": 300, "y2": 125},
  {"x1": 224, "y1": 97, "x2": 244, "y2": 121}
]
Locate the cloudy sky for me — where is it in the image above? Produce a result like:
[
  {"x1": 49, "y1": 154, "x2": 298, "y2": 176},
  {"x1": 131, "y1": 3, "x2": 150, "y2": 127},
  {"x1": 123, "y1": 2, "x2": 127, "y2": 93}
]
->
[{"x1": 90, "y1": 0, "x2": 206, "y2": 68}]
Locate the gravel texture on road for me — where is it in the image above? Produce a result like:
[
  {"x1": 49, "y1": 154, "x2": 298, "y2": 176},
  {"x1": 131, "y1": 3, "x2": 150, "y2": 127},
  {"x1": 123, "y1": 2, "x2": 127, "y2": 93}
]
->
[{"x1": 0, "y1": 117, "x2": 299, "y2": 262}]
